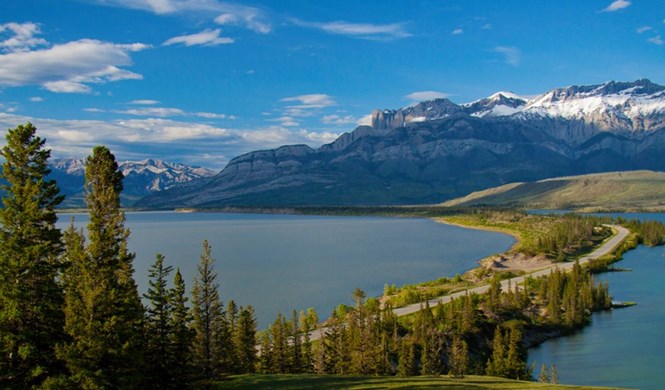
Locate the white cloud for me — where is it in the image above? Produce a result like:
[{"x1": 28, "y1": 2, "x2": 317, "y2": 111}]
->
[
  {"x1": 194, "y1": 112, "x2": 228, "y2": 119},
  {"x1": 321, "y1": 114, "x2": 357, "y2": 125},
  {"x1": 120, "y1": 107, "x2": 186, "y2": 117},
  {"x1": 281, "y1": 94, "x2": 336, "y2": 109},
  {"x1": 481, "y1": 23, "x2": 492, "y2": 30},
  {"x1": 493, "y1": 46, "x2": 521, "y2": 66},
  {"x1": 405, "y1": 91, "x2": 449, "y2": 102},
  {"x1": 291, "y1": 19, "x2": 410, "y2": 40},
  {"x1": 0, "y1": 39, "x2": 149, "y2": 93},
  {"x1": 29, "y1": 96, "x2": 43, "y2": 102},
  {"x1": 130, "y1": 99, "x2": 160, "y2": 105},
  {"x1": 93, "y1": 0, "x2": 272, "y2": 33},
  {"x1": 636, "y1": 26, "x2": 653, "y2": 34},
  {"x1": 213, "y1": 4, "x2": 272, "y2": 34},
  {"x1": 84, "y1": 108, "x2": 105, "y2": 113},
  {"x1": 357, "y1": 113, "x2": 373, "y2": 127},
  {"x1": 602, "y1": 0, "x2": 631, "y2": 12},
  {"x1": 268, "y1": 116, "x2": 300, "y2": 127},
  {"x1": 648, "y1": 35, "x2": 664, "y2": 45},
  {"x1": 0, "y1": 112, "x2": 338, "y2": 169},
  {"x1": 164, "y1": 28, "x2": 234, "y2": 47},
  {"x1": 451, "y1": 28, "x2": 463, "y2": 35},
  {"x1": 0, "y1": 22, "x2": 47, "y2": 53}
]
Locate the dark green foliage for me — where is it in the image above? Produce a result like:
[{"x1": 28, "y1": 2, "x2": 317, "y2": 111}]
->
[
  {"x1": 170, "y1": 268, "x2": 194, "y2": 386},
  {"x1": 0, "y1": 123, "x2": 65, "y2": 387},
  {"x1": 144, "y1": 254, "x2": 195, "y2": 388},
  {"x1": 59, "y1": 146, "x2": 145, "y2": 389},
  {"x1": 618, "y1": 218, "x2": 665, "y2": 246},
  {"x1": 191, "y1": 240, "x2": 227, "y2": 379},
  {"x1": 233, "y1": 306, "x2": 257, "y2": 374}
]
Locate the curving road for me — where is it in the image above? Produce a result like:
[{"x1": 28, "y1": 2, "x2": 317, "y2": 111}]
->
[{"x1": 310, "y1": 224, "x2": 629, "y2": 341}]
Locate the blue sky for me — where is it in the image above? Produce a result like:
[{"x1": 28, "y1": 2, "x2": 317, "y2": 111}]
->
[{"x1": 0, "y1": 0, "x2": 663, "y2": 170}]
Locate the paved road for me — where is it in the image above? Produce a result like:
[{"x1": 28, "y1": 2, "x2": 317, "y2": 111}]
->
[{"x1": 310, "y1": 224, "x2": 629, "y2": 341}]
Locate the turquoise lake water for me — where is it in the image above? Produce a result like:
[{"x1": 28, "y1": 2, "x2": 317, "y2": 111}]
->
[
  {"x1": 528, "y1": 213, "x2": 665, "y2": 389},
  {"x1": 58, "y1": 211, "x2": 514, "y2": 328}
]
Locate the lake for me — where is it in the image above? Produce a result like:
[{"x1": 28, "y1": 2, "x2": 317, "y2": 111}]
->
[
  {"x1": 528, "y1": 213, "x2": 665, "y2": 389},
  {"x1": 57, "y1": 211, "x2": 514, "y2": 328}
]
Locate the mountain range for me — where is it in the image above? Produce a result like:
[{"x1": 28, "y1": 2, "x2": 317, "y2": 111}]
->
[
  {"x1": 48, "y1": 159, "x2": 215, "y2": 208},
  {"x1": 134, "y1": 79, "x2": 665, "y2": 208}
]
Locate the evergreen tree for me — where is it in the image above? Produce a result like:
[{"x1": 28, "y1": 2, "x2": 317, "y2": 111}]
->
[
  {"x1": 397, "y1": 337, "x2": 417, "y2": 377},
  {"x1": 233, "y1": 306, "x2": 257, "y2": 373},
  {"x1": 449, "y1": 336, "x2": 468, "y2": 378},
  {"x1": 550, "y1": 363, "x2": 558, "y2": 384},
  {"x1": 299, "y1": 308, "x2": 318, "y2": 373},
  {"x1": 170, "y1": 268, "x2": 194, "y2": 387},
  {"x1": 290, "y1": 310, "x2": 302, "y2": 373},
  {"x1": 0, "y1": 123, "x2": 65, "y2": 387},
  {"x1": 537, "y1": 363, "x2": 549, "y2": 383},
  {"x1": 59, "y1": 145, "x2": 144, "y2": 389},
  {"x1": 268, "y1": 313, "x2": 289, "y2": 373},
  {"x1": 144, "y1": 254, "x2": 175, "y2": 388},
  {"x1": 191, "y1": 240, "x2": 226, "y2": 380}
]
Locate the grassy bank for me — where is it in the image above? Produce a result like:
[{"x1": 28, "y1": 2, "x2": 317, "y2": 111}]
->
[{"x1": 218, "y1": 374, "x2": 614, "y2": 389}]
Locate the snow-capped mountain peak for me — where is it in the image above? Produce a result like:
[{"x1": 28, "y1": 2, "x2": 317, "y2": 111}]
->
[
  {"x1": 462, "y1": 91, "x2": 527, "y2": 118},
  {"x1": 521, "y1": 79, "x2": 665, "y2": 131}
]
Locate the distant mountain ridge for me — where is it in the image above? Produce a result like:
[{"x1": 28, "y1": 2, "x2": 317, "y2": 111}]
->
[
  {"x1": 136, "y1": 79, "x2": 665, "y2": 208},
  {"x1": 49, "y1": 158, "x2": 215, "y2": 207}
]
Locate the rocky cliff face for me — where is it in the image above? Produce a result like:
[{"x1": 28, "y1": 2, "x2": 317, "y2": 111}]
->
[{"x1": 137, "y1": 79, "x2": 665, "y2": 208}]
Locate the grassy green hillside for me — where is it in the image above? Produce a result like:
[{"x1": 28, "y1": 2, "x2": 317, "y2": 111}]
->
[
  {"x1": 218, "y1": 374, "x2": 615, "y2": 389},
  {"x1": 442, "y1": 170, "x2": 665, "y2": 211}
]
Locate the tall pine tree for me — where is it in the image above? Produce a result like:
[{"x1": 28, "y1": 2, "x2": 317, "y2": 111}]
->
[
  {"x1": 144, "y1": 254, "x2": 175, "y2": 388},
  {"x1": 59, "y1": 146, "x2": 145, "y2": 388},
  {"x1": 170, "y1": 268, "x2": 194, "y2": 386},
  {"x1": 0, "y1": 123, "x2": 65, "y2": 387},
  {"x1": 191, "y1": 240, "x2": 227, "y2": 380}
]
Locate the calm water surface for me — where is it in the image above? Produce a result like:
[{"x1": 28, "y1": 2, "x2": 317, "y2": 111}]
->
[
  {"x1": 58, "y1": 211, "x2": 514, "y2": 328},
  {"x1": 529, "y1": 213, "x2": 665, "y2": 389}
]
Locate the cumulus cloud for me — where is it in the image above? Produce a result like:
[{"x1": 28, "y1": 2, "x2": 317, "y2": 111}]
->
[
  {"x1": 636, "y1": 26, "x2": 653, "y2": 34},
  {"x1": 0, "y1": 112, "x2": 339, "y2": 169},
  {"x1": 281, "y1": 94, "x2": 336, "y2": 109},
  {"x1": 29, "y1": 96, "x2": 43, "y2": 102},
  {"x1": 493, "y1": 46, "x2": 521, "y2": 66},
  {"x1": 0, "y1": 39, "x2": 149, "y2": 93},
  {"x1": 602, "y1": 0, "x2": 631, "y2": 12},
  {"x1": 268, "y1": 116, "x2": 300, "y2": 127},
  {"x1": 321, "y1": 114, "x2": 357, "y2": 125},
  {"x1": 451, "y1": 28, "x2": 463, "y2": 35},
  {"x1": 0, "y1": 22, "x2": 47, "y2": 53},
  {"x1": 164, "y1": 28, "x2": 234, "y2": 47},
  {"x1": 648, "y1": 35, "x2": 664, "y2": 45},
  {"x1": 405, "y1": 91, "x2": 449, "y2": 103},
  {"x1": 291, "y1": 19, "x2": 410, "y2": 40},
  {"x1": 357, "y1": 113, "x2": 373, "y2": 127}
]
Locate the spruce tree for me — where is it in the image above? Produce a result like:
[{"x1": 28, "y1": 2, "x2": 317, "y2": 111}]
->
[
  {"x1": 144, "y1": 254, "x2": 175, "y2": 388},
  {"x1": 170, "y1": 268, "x2": 194, "y2": 387},
  {"x1": 449, "y1": 336, "x2": 468, "y2": 378},
  {"x1": 59, "y1": 145, "x2": 145, "y2": 388},
  {"x1": 538, "y1": 363, "x2": 549, "y2": 383},
  {"x1": 191, "y1": 240, "x2": 226, "y2": 379},
  {"x1": 0, "y1": 123, "x2": 65, "y2": 387},
  {"x1": 233, "y1": 306, "x2": 257, "y2": 373}
]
